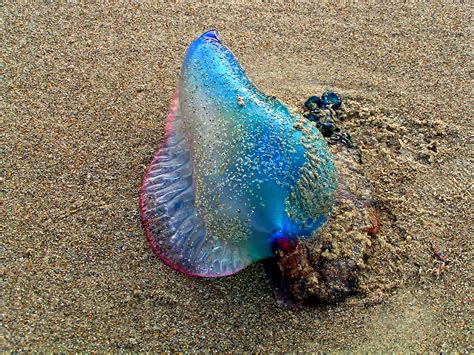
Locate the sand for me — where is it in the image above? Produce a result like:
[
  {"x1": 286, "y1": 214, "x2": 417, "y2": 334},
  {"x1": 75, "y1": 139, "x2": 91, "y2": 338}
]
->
[{"x1": 3, "y1": 2, "x2": 472, "y2": 352}]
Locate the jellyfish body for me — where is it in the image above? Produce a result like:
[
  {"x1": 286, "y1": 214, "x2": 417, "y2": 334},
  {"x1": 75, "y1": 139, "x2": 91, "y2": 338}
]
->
[{"x1": 140, "y1": 31, "x2": 337, "y2": 277}]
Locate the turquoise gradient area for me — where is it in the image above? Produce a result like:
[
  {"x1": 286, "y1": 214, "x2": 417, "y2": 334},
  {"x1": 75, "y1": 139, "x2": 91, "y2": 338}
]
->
[
  {"x1": 140, "y1": 30, "x2": 336, "y2": 277},
  {"x1": 178, "y1": 31, "x2": 336, "y2": 262}
]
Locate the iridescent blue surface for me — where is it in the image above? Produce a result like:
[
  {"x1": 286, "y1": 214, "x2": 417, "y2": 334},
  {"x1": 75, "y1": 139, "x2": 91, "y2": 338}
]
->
[
  {"x1": 322, "y1": 91, "x2": 342, "y2": 110},
  {"x1": 140, "y1": 31, "x2": 337, "y2": 277}
]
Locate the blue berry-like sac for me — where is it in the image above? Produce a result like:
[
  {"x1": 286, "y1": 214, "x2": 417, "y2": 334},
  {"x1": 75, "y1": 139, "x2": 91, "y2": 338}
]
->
[
  {"x1": 318, "y1": 122, "x2": 336, "y2": 137},
  {"x1": 303, "y1": 112, "x2": 320, "y2": 122},
  {"x1": 304, "y1": 96, "x2": 323, "y2": 111},
  {"x1": 322, "y1": 92, "x2": 342, "y2": 110}
]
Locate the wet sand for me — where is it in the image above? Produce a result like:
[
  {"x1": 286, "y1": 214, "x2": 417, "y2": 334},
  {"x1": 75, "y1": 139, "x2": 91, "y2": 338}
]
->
[{"x1": 4, "y1": 3, "x2": 472, "y2": 351}]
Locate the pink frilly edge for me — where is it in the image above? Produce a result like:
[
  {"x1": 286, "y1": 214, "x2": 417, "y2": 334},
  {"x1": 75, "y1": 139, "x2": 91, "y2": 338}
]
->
[{"x1": 139, "y1": 90, "x2": 243, "y2": 278}]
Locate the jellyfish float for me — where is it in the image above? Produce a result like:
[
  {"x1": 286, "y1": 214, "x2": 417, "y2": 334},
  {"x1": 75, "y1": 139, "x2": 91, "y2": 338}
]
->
[{"x1": 140, "y1": 30, "x2": 339, "y2": 278}]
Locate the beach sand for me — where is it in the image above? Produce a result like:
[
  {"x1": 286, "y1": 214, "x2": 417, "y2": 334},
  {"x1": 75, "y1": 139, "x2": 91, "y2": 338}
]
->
[{"x1": 4, "y1": 2, "x2": 472, "y2": 351}]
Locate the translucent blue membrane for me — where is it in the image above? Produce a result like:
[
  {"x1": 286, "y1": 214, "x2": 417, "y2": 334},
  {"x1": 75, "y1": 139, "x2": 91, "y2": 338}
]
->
[{"x1": 140, "y1": 31, "x2": 337, "y2": 277}]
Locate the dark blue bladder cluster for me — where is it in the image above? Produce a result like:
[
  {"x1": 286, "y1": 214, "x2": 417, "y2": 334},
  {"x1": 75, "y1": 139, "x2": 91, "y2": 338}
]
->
[
  {"x1": 303, "y1": 91, "x2": 342, "y2": 137},
  {"x1": 303, "y1": 91, "x2": 353, "y2": 148},
  {"x1": 304, "y1": 91, "x2": 342, "y2": 112}
]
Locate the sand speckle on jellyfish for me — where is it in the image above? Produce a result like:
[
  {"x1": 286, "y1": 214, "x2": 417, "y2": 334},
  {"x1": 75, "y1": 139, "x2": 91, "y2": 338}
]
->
[{"x1": 140, "y1": 31, "x2": 337, "y2": 278}]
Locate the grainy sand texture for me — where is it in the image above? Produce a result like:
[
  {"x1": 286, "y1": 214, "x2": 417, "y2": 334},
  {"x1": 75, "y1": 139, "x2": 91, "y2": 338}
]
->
[{"x1": 4, "y1": 2, "x2": 473, "y2": 352}]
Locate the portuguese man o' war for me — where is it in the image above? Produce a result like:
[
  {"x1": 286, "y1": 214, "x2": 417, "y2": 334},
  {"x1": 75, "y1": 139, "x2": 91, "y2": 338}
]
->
[{"x1": 140, "y1": 30, "x2": 338, "y2": 277}]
